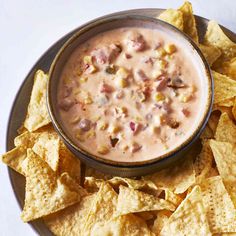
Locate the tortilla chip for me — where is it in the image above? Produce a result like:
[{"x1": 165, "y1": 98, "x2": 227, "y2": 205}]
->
[
  {"x1": 32, "y1": 133, "x2": 60, "y2": 172},
  {"x1": 215, "y1": 112, "x2": 236, "y2": 143},
  {"x1": 160, "y1": 186, "x2": 211, "y2": 236},
  {"x1": 212, "y1": 71, "x2": 236, "y2": 104},
  {"x1": 158, "y1": 9, "x2": 184, "y2": 31},
  {"x1": 216, "y1": 98, "x2": 235, "y2": 108},
  {"x1": 90, "y1": 214, "x2": 153, "y2": 236},
  {"x1": 116, "y1": 186, "x2": 175, "y2": 216},
  {"x1": 215, "y1": 57, "x2": 236, "y2": 80},
  {"x1": 178, "y1": 1, "x2": 198, "y2": 43},
  {"x1": 164, "y1": 189, "x2": 183, "y2": 207},
  {"x1": 109, "y1": 177, "x2": 158, "y2": 191},
  {"x1": 82, "y1": 182, "x2": 118, "y2": 235},
  {"x1": 1, "y1": 146, "x2": 27, "y2": 175},
  {"x1": 135, "y1": 211, "x2": 155, "y2": 221},
  {"x1": 207, "y1": 167, "x2": 219, "y2": 178},
  {"x1": 200, "y1": 124, "x2": 214, "y2": 139},
  {"x1": 58, "y1": 141, "x2": 81, "y2": 183},
  {"x1": 24, "y1": 70, "x2": 51, "y2": 132},
  {"x1": 207, "y1": 111, "x2": 221, "y2": 135},
  {"x1": 200, "y1": 176, "x2": 236, "y2": 233},
  {"x1": 233, "y1": 98, "x2": 236, "y2": 121},
  {"x1": 84, "y1": 176, "x2": 162, "y2": 197},
  {"x1": 144, "y1": 157, "x2": 195, "y2": 194},
  {"x1": 209, "y1": 140, "x2": 236, "y2": 207},
  {"x1": 199, "y1": 44, "x2": 222, "y2": 66},
  {"x1": 44, "y1": 194, "x2": 95, "y2": 236},
  {"x1": 14, "y1": 127, "x2": 60, "y2": 171},
  {"x1": 194, "y1": 140, "x2": 214, "y2": 183},
  {"x1": 151, "y1": 211, "x2": 170, "y2": 235},
  {"x1": 204, "y1": 20, "x2": 236, "y2": 63},
  {"x1": 21, "y1": 149, "x2": 86, "y2": 222}
]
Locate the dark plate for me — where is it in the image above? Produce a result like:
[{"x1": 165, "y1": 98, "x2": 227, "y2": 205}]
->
[{"x1": 6, "y1": 8, "x2": 236, "y2": 235}]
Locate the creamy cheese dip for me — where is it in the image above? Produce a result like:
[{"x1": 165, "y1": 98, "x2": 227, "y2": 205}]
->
[{"x1": 57, "y1": 27, "x2": 204, "y2": 162}]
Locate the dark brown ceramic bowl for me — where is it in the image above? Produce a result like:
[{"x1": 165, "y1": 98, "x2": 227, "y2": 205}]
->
[{"x1": 47, "y1": 14, "x2": 213, "y2": 177}]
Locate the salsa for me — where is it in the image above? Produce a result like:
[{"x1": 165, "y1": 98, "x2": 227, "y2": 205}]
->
[{"x1": 57, "y1": 27, "x2": 203, "y2": 162}]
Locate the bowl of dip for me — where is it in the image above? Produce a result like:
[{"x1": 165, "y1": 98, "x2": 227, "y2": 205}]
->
[{"x1": 47, "y1": 14, "x2": 213, "y2": 177}]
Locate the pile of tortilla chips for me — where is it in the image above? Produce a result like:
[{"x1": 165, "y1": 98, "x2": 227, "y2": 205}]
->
[{"x1": 1, "y1": 1, "x2": 236, "y2": 235}]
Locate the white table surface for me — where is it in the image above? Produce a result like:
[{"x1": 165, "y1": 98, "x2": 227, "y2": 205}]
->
[{"x1": 0, "y1": 0, "x2": 235, "y2": 235}]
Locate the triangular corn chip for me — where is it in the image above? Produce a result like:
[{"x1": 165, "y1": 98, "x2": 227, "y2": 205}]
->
[
  {"x1": 209, "y1": 140, "x2": 236, "y2": 207},
  {"x1": 216, "y1": 98, "x2": 235, "y2": 107},
  {"x1": 90, "y1": 214, "x2": 153, "y2": 236},
  {"x1": 11, "y1": 127, "x2": 60, "y2": 172},
  {"x1": 212, "y1": 71, "x2": 236, "y2": 104},
  {"x1": 215, "y1": 113, "x2": 236, "y2": 143},
  {"x1": 44, "y1": 194, "x2": 95, "y2": 236},
  {"x1": 151, "y1": 211, "x2": 170, "y2": 235},
  {"x1": 82, "y1": 183, "x2": 118, "y2": 235},
  {"x1": 207, "y1": 111, "x2": 221, "y2": 135},
  {"x1": 158, "y1": 9, "x2": 184, "y2": 30},
  {"x1": 58, "y1": 141, "x2": 81, "y2": 183},
  {"x1": 178, "y1": 1, "x2": 198, "y2": 43},
  {"x1": 116, "y1": 186, "x2": 175, "y2": 216},
  {"x1": 84, "y1": 176, "x2": 159, "y2": 193},
  {"x1": 207, "y1": 167, "x2": 219, "y2": 178},
  {"x1": 164, "y1": 189, "x2": 184, "y2": 207},
  {"x1": 1, "y1": 146, "x2": 27, "y2": 175},
  {"x1": 144, "y1": 157, "x2": 195, "y2": 194},
  {"x1": 194, "y1": 140, "x2": 214, "y2": 183},
  {"x1": 21, "y1": 149, "x2": 86, "y2": 222},
  {"x1": 160, "y1": 186, "x2": 211, "y2": 236},
  {"x1": 24, "y1": 70, "x2": 51, "y2": 132},
  {"x1": 215, "y1": 57, "x2": 236, "y2": 80},
  {"x1": 200, "y1": 176, "x2": 236, "y2": 233},
  {"x1": 200, "y1": 124, "x2": 214, "y2": 139},
  {"x1": 204, "y1": 20, "x2": 236, "y2": 63},
  {"x1": 199, "y1": 44, "x2": 221, "y2": 66}
]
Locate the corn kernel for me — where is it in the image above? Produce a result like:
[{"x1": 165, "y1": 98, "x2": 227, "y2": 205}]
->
[
  {"x1": 76, "y1": 68, "x2": 82, "y2": 76},
  {"x1": 92, "y1": 116, "x2": 101, "y2": 122},
  {"x1": 156, "y1": 59, "x2": 168, "y2": 70},
  {"x1": 155, "y1": 92, "x2": 165, "y2": 102},
  {"x1": 118, "y1": 78, "x2": 128, "y2": 88},
  {"x1": 75, "y1": 133, "x2": 84, "y2": 142},
  {"x1": 116, "y1": 67, "x2": 129, "y2": 79},
  {"x1": 72, "y1": 87, "x2": 80, "y2": 95},
  {"x1": 87, "y1": 65, "x2": 97, "y2": 74},
  {"x1": 63, "y1": 77, "x2": 72, "y2": 86},
  {"x1": 97, "y1": 145, "x2": 109, "y2": 154},
  {"x1": 164, "y1": 44, "x2": 176, "y2": 54},
  {"x1": 151, "y1": 126, "x2": 160, "y2": 134},
  {"x1": 134, "y1": 116, "x2": 142, "y2": 122},
  {"x1": 98, "y1": 121, "x2": 108, "y2": 130},
  {"x1": 115, "y1": 107, "x2": 128, "y2": 117},
  {"x1": 154, "y1": 114, "x2": 166, "y2": 126},
  {"x1": 84, "y1": 97, "x2": 93, "y2": 104},
  {"x1": 122, "y1": 145, "x2": 129, "y2": 151},
  {"x1": 83, "y1": 55, "x2": 93, "y2": 64},
  {"x1": 179, "y1": 93, "x2": 191, "y2": 103},
  {"x1": 80, "y1": 77, "x2": 88, "y2": 83},
  {"x1": 163, "y1": 143, "x2": 169, "y2": 150},
  {"x1": 109, "y1": 125, "x2": 121, "y2": 134},
  {"x1": 86, "y1": 130, "x2": 96, "y2": 138},
  {"x1": 189, "y1": 85, "x2": 197, "y2": 93},
  {"x1": 155, "y1": 47, "x2": 167, "y2": 57}
]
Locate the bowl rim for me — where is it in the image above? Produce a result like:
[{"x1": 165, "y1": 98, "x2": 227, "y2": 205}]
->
[{"x1": 47, "y1": 13, "x2": 213, "y2": 167}]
